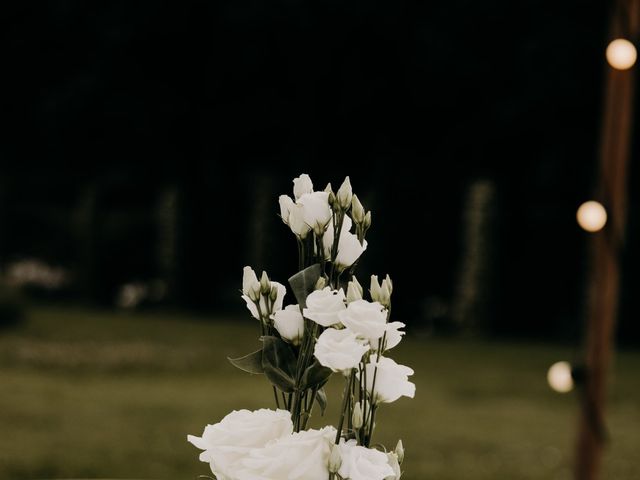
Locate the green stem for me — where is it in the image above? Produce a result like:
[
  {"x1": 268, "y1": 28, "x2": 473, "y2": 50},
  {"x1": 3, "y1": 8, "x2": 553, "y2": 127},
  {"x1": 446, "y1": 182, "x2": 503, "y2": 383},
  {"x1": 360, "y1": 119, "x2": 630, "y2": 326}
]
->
[
  {"x1": 291, "y1": 390, "x2": 301, "y2": 431},
  {"x1": 302, "y1": 386, "x2": 319, "y2": 430},
  {"x1": 335, "y1": 372, "x2": 353, "y2": 444},
  {"x1": 316, "y1": 233, "x2": 326, "y2": 272},
  {"x1": 365, "y1": 403, "x2": 378, "y2": 447},
  {"x1": 297, "y1": 238, "x2": 304, "y2": 272},
  {"x1": 273, "y1": 387, "x2": 280, "y2": 409}
]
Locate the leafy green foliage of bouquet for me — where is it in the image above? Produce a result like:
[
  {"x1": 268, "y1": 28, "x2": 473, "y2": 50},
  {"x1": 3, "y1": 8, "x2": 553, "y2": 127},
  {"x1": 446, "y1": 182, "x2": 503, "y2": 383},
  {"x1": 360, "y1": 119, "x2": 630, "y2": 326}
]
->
[{"x1": 189, "y1": 174, "x2": 414, "y2": 480}]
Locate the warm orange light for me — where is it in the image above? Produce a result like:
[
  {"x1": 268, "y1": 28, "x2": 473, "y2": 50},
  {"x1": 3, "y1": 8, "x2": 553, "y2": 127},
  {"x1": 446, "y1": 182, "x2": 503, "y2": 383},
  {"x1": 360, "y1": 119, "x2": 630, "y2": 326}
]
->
[
  {"x1": 577, "y1": 201, "x2": 607, "y2": 232},
  {"x1": 606, "y1": 38, "x2": 637, "y2": 70},
  {"x1": 547, "y1": 361, "x2": 574, "y2": 393}
]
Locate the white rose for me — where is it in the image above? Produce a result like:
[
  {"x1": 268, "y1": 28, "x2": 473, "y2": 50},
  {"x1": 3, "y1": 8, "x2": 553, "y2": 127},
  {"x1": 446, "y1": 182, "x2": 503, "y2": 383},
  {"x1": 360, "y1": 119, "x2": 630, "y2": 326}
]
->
[
  {"x1": 298, "y1": 191, "x2": 332, "y2": 235},
  {"x1": 323, "y1": 215, "x2": 367, "y2": 271},
  {"x1": 293, "y1": 173, "x2": 314, "y2": 200},
  {"x1": 323, "y1": 214, "x2": 350, "y2": 258},
  {"x1": 385, "y1": 452, "x2": 402, "y2": 480},
  {"x1": 363, "y1": 356, "x2": 415, "y2": 403},
  {"x1": 273, "y1": 304, "x2": 304, "y2": 345},
  {"x1": 242, "y1": 282, "x2": 286, "y2": 320},
  {"x1": 337, "y1": 439, "x2": 395, "y2": 480},
  {"x1": 278, "y1": 195, "x2": 294, "y2": 225},
  {"x1": 375, "y1": 321, "x2": 406, "y2": 351},
  {"x1": 314, "y1": 328, "x2": 368, "y2": 373},
  {"x1": 289, "y1": 202, "x2": 312, "y2": 239},
  {"x1": 235, "y1": 426, "x2": 336, "y2": 480},
  {"x1": 280, "y1": 194, "x2": 312, "y2": 239},
  {"x1": 303, "y1": 287, "x2": 346, "y2": 327},
  {"x1": 338, "y1": 299, "x2": 388, "y2": 346},
  {"x1": 187, "y1": 409, "x2": 293, "y2": 479},
  {"x1": 335, "y1": 232, "x2": 367, "y2": 271},
  {"x1": 242, "y1": 266, "x2": 259, "y2": 296}
]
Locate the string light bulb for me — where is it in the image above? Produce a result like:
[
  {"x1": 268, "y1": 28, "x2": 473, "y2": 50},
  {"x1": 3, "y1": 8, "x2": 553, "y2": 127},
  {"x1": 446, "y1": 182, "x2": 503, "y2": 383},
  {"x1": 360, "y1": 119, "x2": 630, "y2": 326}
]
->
[
  {"x1": 606, "y1": 38, "x2": 637, "y2": 70},
  {"x1": 547, "y1": 361, "x2": 574, "y2": 393},
  {"x1": 577, "y1": 201, "x2": 607, "y2": 232}
]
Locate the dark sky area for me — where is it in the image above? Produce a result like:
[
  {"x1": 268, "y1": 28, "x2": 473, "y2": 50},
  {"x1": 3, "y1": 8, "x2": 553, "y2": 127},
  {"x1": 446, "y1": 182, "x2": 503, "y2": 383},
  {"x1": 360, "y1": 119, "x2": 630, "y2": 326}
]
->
[{"x1": 2, "y1": 0, "x2": 639, "y2": 341}]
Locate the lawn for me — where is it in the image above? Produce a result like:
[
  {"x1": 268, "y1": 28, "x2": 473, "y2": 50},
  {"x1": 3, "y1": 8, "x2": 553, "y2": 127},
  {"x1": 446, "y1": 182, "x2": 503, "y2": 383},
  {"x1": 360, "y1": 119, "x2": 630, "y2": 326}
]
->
[{"x1": 0, "y1": 306, "x2": 638, "y2": 479}]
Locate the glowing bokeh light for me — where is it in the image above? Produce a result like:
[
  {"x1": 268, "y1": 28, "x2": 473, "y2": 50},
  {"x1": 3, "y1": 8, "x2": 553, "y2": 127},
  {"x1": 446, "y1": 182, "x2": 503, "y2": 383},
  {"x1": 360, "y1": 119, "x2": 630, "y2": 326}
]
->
[
  {"x1": 547, "y1": 361, "x2": 574, "y2": 393},
  {"x1": 576, "y1": 201, "x2": 607, "y2": 232},
  {"x1": 606, "y1": 38, "x2": 637, "y2": 70}
]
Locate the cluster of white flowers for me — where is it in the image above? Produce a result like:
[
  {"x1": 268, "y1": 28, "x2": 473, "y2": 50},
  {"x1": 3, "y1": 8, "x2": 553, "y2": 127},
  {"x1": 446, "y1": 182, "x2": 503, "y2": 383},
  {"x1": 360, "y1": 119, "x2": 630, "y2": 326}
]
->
[
  {"x1": 189, "y1": 174, "x2": 414, "y2": 480},
  {"x1": 189, "y1": 409, "x2": 335, "y2": 480}
]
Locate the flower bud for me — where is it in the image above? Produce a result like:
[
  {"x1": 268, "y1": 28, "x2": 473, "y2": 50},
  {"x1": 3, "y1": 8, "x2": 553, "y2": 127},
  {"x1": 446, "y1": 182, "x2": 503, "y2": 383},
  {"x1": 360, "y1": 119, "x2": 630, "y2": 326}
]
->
[
  {"x1": 315, "y1": 277, "x2": 327, "y2": 290},
  {"x1": 363, "y1": 210, "x2": 372, "y2": 230},
  {"x1": 395, "y1": 439, "x2": 404, "y2": 464},
  {"x1": 328, "y1": 191, "x2": 336, "y2": 209},
  {"x1": 383, "y1": 274, "x2": 393, "y2": 295},
  {"x1": 351, "y1": 194, "x2": 365, "y2": 224},
  {"x1": 248, "y1": 281, "x2": 261, "y2": 302},
  {"x1": 370, "y1": 275, "x2": 382, "y2": 303},
  {"x1": 260, "y1": 271, "x2": 271, "y2": 295},
  {"x1": 336, "y1": 176, "x2": 353, "y2": 210},
  {"x1": 328, "y1": 444, "x2": 342, "y2": 473},
  {"x1": 269, "y1": 285, "x2": 279, "y2": 302},
  {"x1": 293, "y1": 174, "x2": 313, "y2": 200},
  {"x1": 352, "y1": 401, "x2": 364, "y2": 429},
  {"x1": 346, "y1": 277, "x2": 363, "y2": 303},
  {"x1": 371, "y1": 274, "x2": 391, "y2": 307},
  {"x1": 381, "y1": 277, "x2": 392, "y2": 306}
]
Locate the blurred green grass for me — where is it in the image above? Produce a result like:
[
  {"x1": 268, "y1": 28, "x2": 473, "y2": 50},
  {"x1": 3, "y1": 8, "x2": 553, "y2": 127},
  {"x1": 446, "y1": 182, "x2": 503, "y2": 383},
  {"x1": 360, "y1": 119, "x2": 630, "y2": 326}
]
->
[{"x1": 0, "y1": 307, "x2": 638, "y2": 480}]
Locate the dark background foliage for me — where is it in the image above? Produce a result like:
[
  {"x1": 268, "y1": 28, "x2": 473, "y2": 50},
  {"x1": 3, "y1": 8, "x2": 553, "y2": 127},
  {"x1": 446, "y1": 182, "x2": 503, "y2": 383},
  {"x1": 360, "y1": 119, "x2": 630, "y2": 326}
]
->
[{"x1": 2, "y1": 0, "x2": 639, "y2": 341}]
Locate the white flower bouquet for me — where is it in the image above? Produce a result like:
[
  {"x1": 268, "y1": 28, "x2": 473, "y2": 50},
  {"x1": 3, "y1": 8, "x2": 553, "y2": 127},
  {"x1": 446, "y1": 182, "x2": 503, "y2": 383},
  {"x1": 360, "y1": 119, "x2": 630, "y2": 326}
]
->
[{"x1": 188, "y1": 174, "x2": 415, "y2": 480}]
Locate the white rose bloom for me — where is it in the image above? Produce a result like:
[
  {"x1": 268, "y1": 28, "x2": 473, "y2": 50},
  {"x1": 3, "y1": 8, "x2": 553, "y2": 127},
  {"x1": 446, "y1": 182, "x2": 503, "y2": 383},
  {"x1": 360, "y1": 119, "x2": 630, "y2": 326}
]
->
[
  {"x1": 293, "y1": 173, "x2": 314, "y2": 200},
  {"x1": 335, "y1": 232, "x2": 367, "y2": 271},
  {"x1": 298, "y1": 191, "x2": 332, "y2": 235},
  {"x1": 242, "y1": 282, "x2": 286, "y2": 320},
  {"x1": 322, "y1": 215, "x2": 349, "y2": 259},
  {"x1": 338, "y1": 299, "x2": 388, "y2": 346},
  {"x1": 278, "y1": 195, "x2": 295, "y2": 225},
  {"x1": 288, "y1": 202, "x2": 312, "y2": 239},
  {"x1": 374, "y1": 321, "x2": 406, "y2": 351},
  {"x1": 187, "y1": 409, "x2": 293, "y2": 480},
  {"x1": 273, "y1": 304, "x2": 304, "y2": 346},
  {"x1": 235, "y1": 426, "x2": 336, "y2": 480},
  {"x1": 323, "y1": 215, "x2": 367, "y2": 271},
  {"x1": 363, "y1": 356, "x2": 415, "y2": 403},
  {"x1": 303, "y1": 287, "x2": 346, "y2": 327},
  {"x1": 314, "y1": 328, "x2": 368, "y2": 373},
  {"x1": 242, "y1": 266, "x2": 259, "y2": 296},
  {"x1": 337, "y1": 439, "x2": 395, "y2": 480},
  {"x1": 385, "y1": 452, "x2": 402, "y2": 480},
  {"x1": 279, "y1": 195, "x2": 312, "y2": 239}
]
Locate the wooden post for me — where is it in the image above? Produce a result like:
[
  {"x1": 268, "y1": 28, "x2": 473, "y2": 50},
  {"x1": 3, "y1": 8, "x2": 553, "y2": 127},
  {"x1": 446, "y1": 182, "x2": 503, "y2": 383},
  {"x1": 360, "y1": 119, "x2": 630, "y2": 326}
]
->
[{"x1": 575, "y1": 1, "x2": 637, "y2": 478}]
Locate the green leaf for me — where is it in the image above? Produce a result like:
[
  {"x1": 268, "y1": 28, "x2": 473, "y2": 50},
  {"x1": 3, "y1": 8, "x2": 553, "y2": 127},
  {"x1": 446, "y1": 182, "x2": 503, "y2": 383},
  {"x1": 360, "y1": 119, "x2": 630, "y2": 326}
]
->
[
  {"x1": 228, "y1": 349, "x2": 264, "y2": 375},
  {"x1": 301, "y1": 359, "x2": 332, "y2": 390},
  {"x1": 288, "y1": 263, "x2": 323, "y2": 308},
  {"x1": 261, "y1": 336, "x2": 297, "y2": 393},
  {"x1": 315, "y1": 388, "x2": 328, "y2": 415}
]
